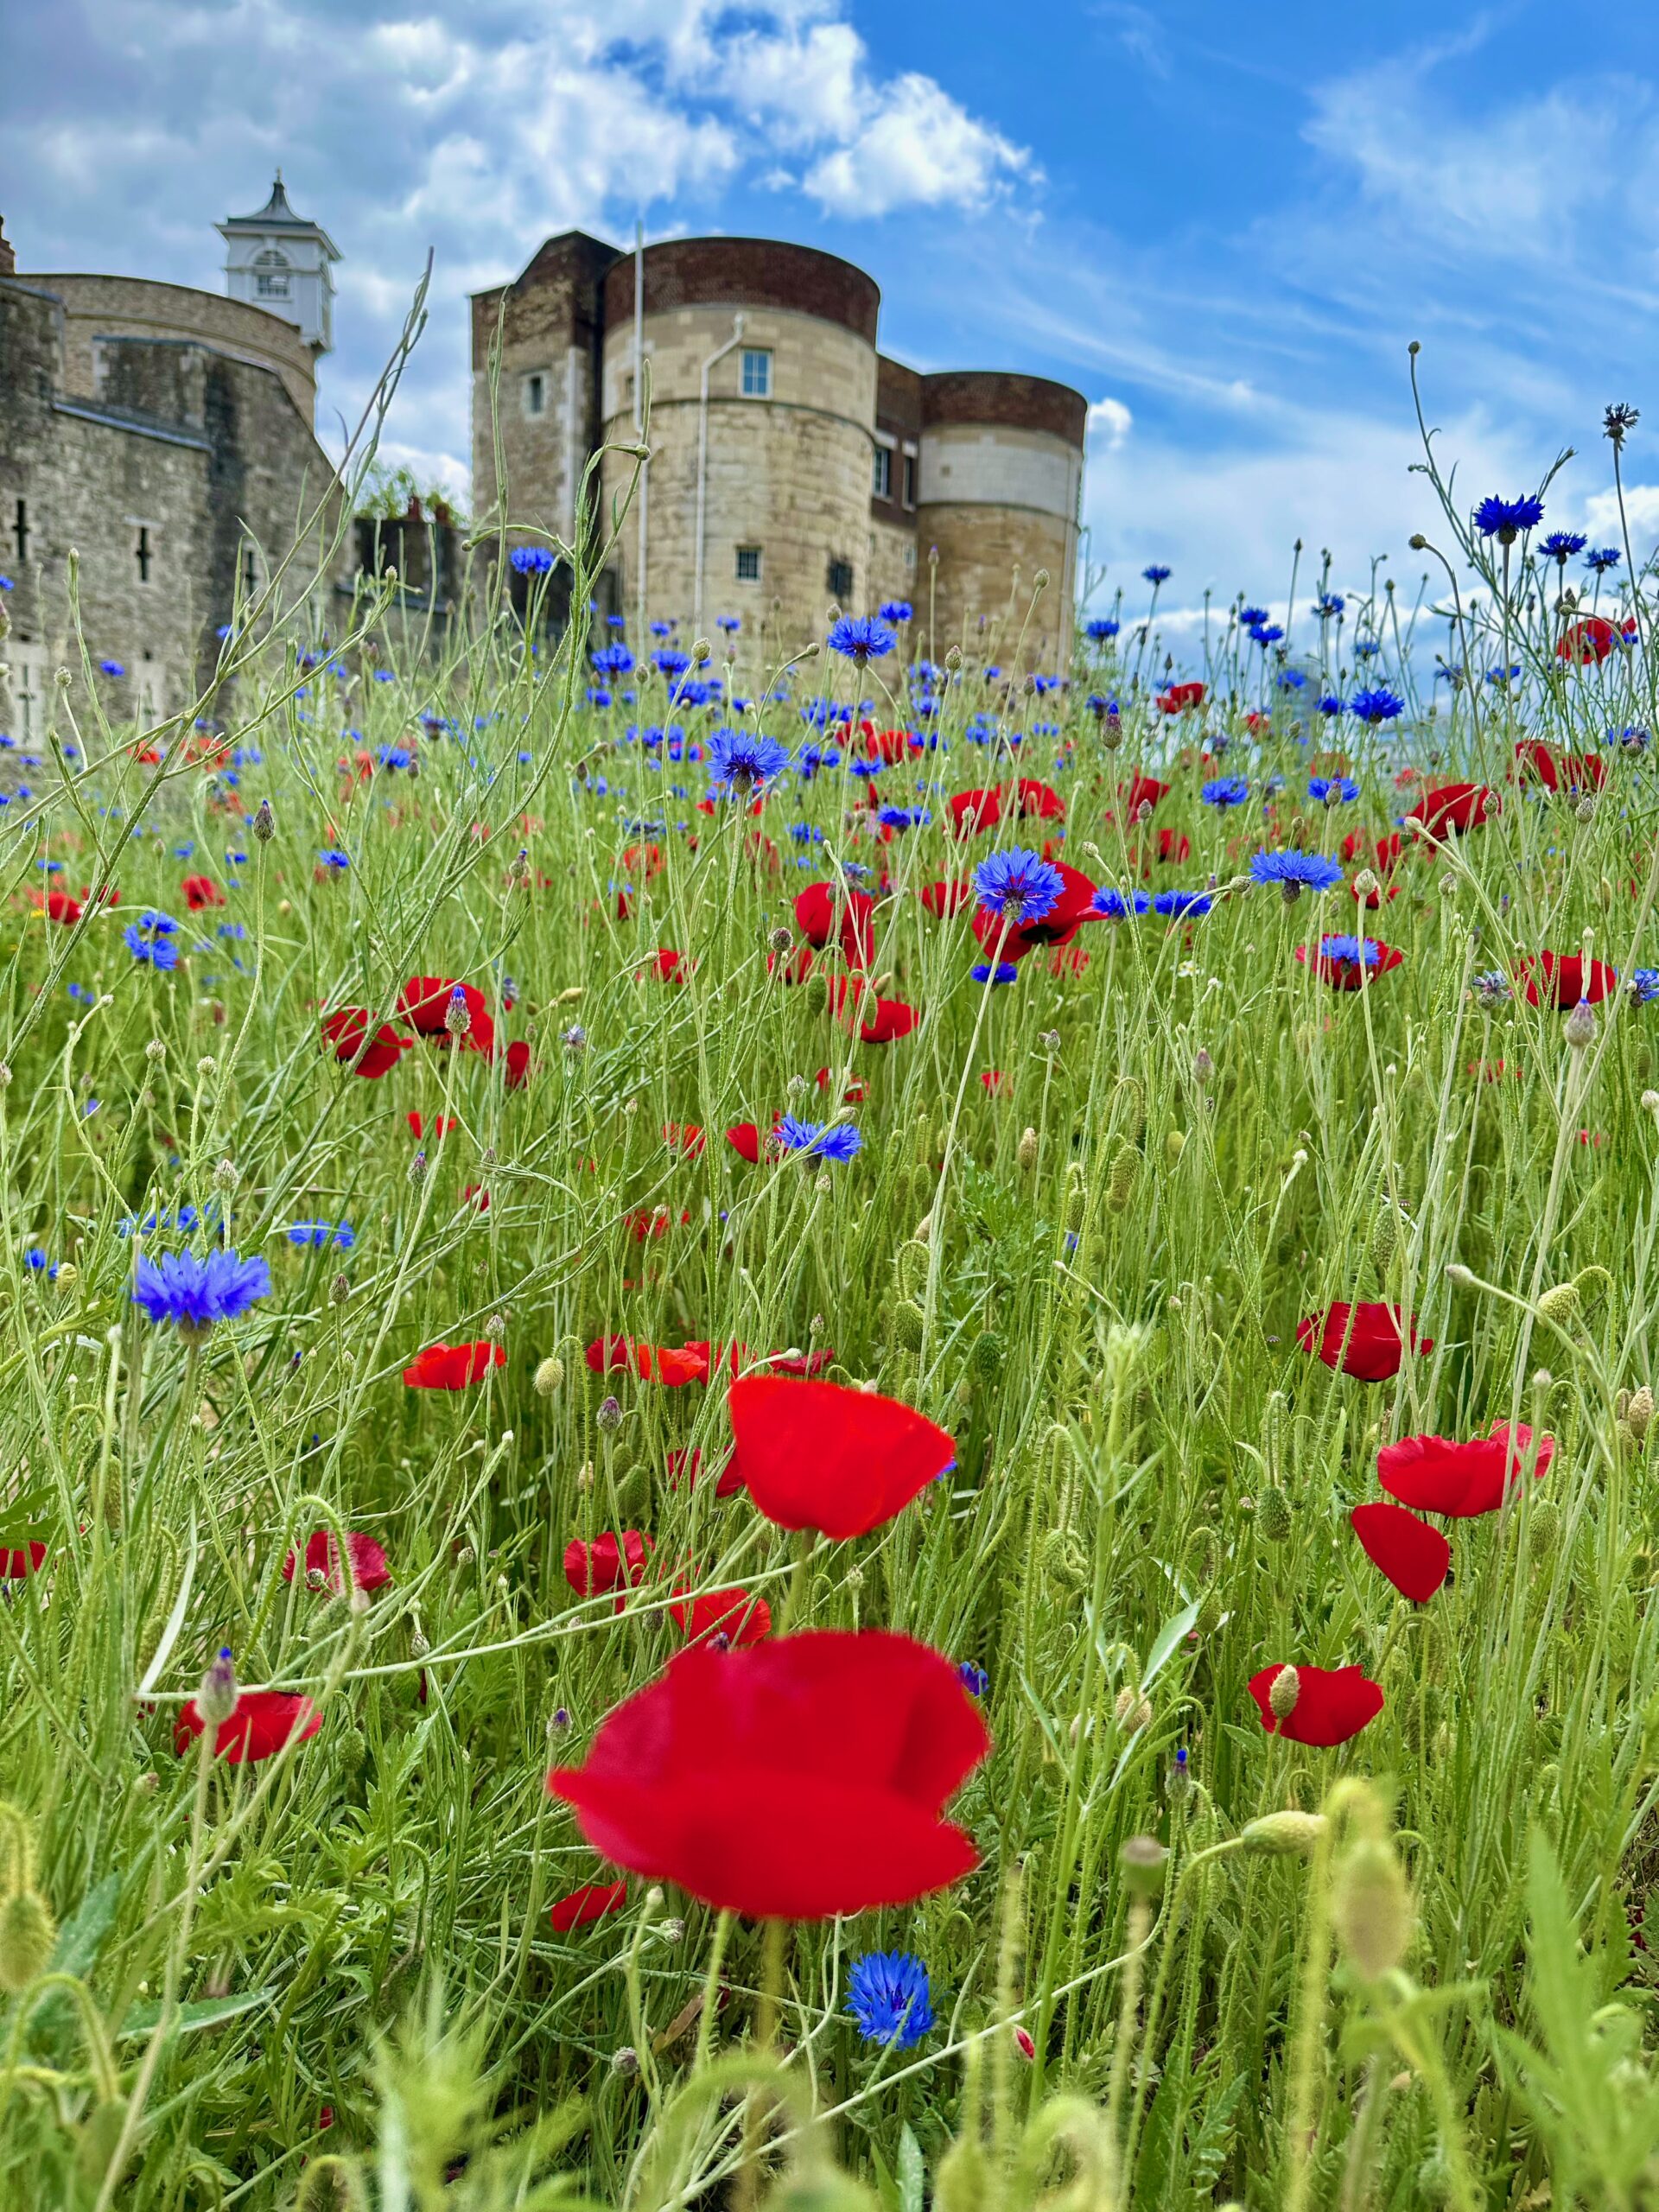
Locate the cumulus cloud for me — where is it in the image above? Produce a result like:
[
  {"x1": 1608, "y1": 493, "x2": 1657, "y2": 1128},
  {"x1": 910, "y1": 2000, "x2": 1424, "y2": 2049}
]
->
[{"x1": 1087, "y1": 397, "x2": 1133, "y2": 451}]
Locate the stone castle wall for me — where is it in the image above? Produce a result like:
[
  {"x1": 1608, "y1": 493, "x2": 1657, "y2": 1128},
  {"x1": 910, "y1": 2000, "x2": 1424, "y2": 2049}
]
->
[{"x1": 22, "y1": 272, "x2": 317, "y2": 422}]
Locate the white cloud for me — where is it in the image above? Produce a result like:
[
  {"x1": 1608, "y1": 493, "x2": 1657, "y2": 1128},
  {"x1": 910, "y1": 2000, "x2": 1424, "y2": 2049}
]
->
[
  {"x1": 1582, "y1": 483, "x2": 1659, "y2": 552},
  {"x1": 1087, "y1": 397, "x2": 1133, "y2": 451},
  {"x1": 804, "y1": 74, "x2": 1033, "y2": 218}
]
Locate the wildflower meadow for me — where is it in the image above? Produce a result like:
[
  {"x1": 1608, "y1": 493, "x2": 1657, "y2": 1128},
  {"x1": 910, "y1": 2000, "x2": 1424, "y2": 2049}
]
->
[{"x1": 5, "y1": 380, "x2": 1659, "y2": 2211}]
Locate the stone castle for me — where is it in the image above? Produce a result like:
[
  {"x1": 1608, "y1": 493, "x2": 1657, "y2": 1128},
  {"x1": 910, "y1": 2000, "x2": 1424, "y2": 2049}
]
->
[
  {"x1": 0, "y1": 184, "x2": 1089, "y2": 735},
  {"x1": 472, "y1": 232, "x2": 1086, "y2": 671}
]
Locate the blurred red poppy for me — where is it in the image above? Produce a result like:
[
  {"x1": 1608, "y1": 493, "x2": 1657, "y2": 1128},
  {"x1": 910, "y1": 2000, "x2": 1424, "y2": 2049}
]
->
[
  {"x1": 1555, "y1": 615, "x2": 1618, "y2": 665},
  {"x1": 1376, "y1": 1422, "x2": 1552, "y2": 1516},
  {"x1": 1516, "y1": 951, "x2": 1618, "y2": 1007},
  {"x1": 564, "y1": 1530, "x2": 653, "y2": 1597},
  {"x1": 854, "y1": 995, "x2": 918, "y2": 1045},
  {"x1": 1157, "y1": 682, "x2": 1206, "y2": 715},
  {"x1": 815, "y1": 1068, "x2": 867, "y2": 1100},
  {"x1": 726, "y1": 1376, "x2": 955, "y2": 1540},
  {"x1": 670, "y1": 1586, "x2": 772, "y2": 1645},
  {"x1": 503, "y1": 1039, "x2": 531, "y2": 1089},
  {"x1": 175, "y1": 1692, "x2": 321, "y2": 1764},
  {"x1": 1341, "y1": 830, "x2": 1404, "y2": 876},
  {"x1": 1, "y1": 1541, "x2": 47, "y2": 1578},
  {"x1": 39, "y1": 891, "x2": 82, "y2": 925},
  {"x1": 282, "y1": 1530, "x2": 390, "y2": 1595},
  {"x1": 1248, "y1": 1663, "x2": 1382, "y2": 1747},
  {"x1": 1014, "y1": 778, "x2": 1065, "y2": 821},
  {"x1": 550, "y1": 1879, "x2": 627, "y2": 1932},
  {"x1": 650, "y1": 947, "x2": 690, "y2": 983},
  {"x1": 664, "y1": 1122, "x2": 706, "y2": 1156},
  {"x1": 794, "y1": 882, "x2": 874, "y2": 967},
  {"x1": 921, "y1": 878, "x2": 972, "y2": 918},
  {"x1": 322, "y1": 1007, "x2": 410, "y2": 1079},
  {"x1": 1514, "y1": 740, "x2": 1605, "y2": 792},
  {"x1": 182, "y1": 875, "x2": 225, "y2": 910},
  {"x1": 403, "y1": 1341, "x2": 505, "y2": 1389},
  {"x1": 726, "y1": 1122, "x2": 762, "y2": 1164},
  {"x1": 1296, "y1": 1303, "x2": 1429, "y2": 1382},
  {"x1": 1121, "y1": 774, "x2": 1170, "y2": 817},
  {"x1": 1350, "y1": 1502, "x2": 1450, "y2": 1601},
  {"x1": 548, "y1": 1629, "x2": 989, "y2": 1916},
  {"x1": 948, "y1": 787, "x2": 1003, "y2": 836},
  {"x1": 408, "y1": 1110, "x2": 457, "y2": 1140},
  {"x1": 1408, "y1": 783, "x2": 1491, "y2": 836}
]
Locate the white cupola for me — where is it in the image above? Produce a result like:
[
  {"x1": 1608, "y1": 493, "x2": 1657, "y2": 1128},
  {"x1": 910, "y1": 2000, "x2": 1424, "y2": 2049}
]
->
[{"x1": 217, "y1": 172, "x2": 340, "y2": 355}]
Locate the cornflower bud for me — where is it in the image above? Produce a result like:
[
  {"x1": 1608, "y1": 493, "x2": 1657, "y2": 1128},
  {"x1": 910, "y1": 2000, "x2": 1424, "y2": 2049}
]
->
[
  {"x1": 197, "y1": 1646, "x2": 239, "y2": 1729},
  {"x1": 444, "y1": 986, "x2": 471, "y2": 1039},
  {"x1": 596, "y1": 1395, "x2": 622, "y2": 1433},
  {"x1": 1016, "y1": 1127, "x2": 1039, "y2": 1171},
  {"x1": 252, "y1": 798, "x2": 275, "y2": 842},
  {"x1": 1564, "y1": 998, "x2": 1596, "y2": 1051}
]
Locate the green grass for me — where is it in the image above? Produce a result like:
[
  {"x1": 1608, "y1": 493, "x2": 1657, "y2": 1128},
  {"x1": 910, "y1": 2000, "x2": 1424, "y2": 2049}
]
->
[{"x1": 3, "y1": 423, "x2": 1659, "y2": 2209}]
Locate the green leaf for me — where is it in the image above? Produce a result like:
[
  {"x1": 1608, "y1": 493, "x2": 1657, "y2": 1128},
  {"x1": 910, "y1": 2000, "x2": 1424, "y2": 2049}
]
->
[
  {"x1": 117, "y1": 1987, "x2": 273, "y2": 2041},
  {"x1": 48, "y1": 1873, "x2": 122, "y2": 1982},
  {"x1": 1143, "y1": 1599, "x2": 1202, "y2": 1688},
  {"x1": 897, "y1": 2123, "x2": 924, "y2": 2212}
]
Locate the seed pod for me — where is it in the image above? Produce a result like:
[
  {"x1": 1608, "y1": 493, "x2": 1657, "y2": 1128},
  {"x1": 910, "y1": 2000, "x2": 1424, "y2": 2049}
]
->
[
  {"x1": 1332, "y1": 1836, "x2": 1413, "y2": 1980},
  {"x1": 534, "y1": 1356, "x2": 565, "y2": 1397},
  {"x1": 1241, "y1": 1810, "x2": 1328, "y2": 1856},
  {"x1": 1064, "y1": 1164, "x2": 1087, "y2": 1229},
  {"x1": 1257, "y1": 1486, "x2": 1294, "y2": 1543},
  {"x1": 1016, "y1": 1126, "x2": 1039, "y2": 1171},
  {"x1": 893, "y1": 1299, "x2": 926, "y2": 1351},
  {"x1": 1370, "y1": 1205, "x2": 1399, "y2": 1275},
  {"x1": 1629, "y1": 1386, "x2": 1655, "y2": 1446},
  {"x1": 1268, "y1": 1665, "x2": 1300, "y2": 1720},
  {"x1": 1537, "y1": 1282, "x2": 1579, "y2": 1326},
  {"x1": 1114, "y1": 1687, "x2": 1153, "y2": 1734},
  {"x1": 0, "y1": 1888, "x2": 55, "y2": 1993},
  {"x1": 1119, "y1": 1835, "x2": 1169, "y2": 1898},
  {"x1": 895, "y1": 1240, "x2": 928, "y2": 1297},
  {"x1": 969, "y1": 1330, "x2": 1004, "y2": 1385},
  {"x1": 1107, "y1": 1142, "x2": 1137, "y2": 1212}
]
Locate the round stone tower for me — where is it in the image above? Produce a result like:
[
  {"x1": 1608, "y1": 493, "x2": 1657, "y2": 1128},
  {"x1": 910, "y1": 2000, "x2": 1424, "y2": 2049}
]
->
[
  {"x1": 597, "y1": 238, "x2": 879, "y2": 654},
  {"x1": 916, "y1": 372, "x2": 1087, "y2": 676}
]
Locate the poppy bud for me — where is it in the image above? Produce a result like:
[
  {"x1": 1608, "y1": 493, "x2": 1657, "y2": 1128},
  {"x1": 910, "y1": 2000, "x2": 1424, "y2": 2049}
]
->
[
  {"x1": 196, "y1": 1646, "x2": 238, "y2": 1729},
  {"x1": 1257, "y1": 1487, "x2": 1293, "y2": 1543},
  {"x1": 1242, "y1": 1810, "x2": 1328, "y2": 1856},
  {"x1": 1629, "y1": 1386, "x2": 1655, "y2": 1446},
  {"x1": 1526, "y1": 1496, "x2": 1561, "y2": 1554},
  {"x1": 0, "y1": 1887, "x2": 55, "y2": 1994},
  {"x1": 893, "y1": 1300, "x2": 925, "y2": 1351},
  {"x1": 1536, "y1": 1282, "x2": 1578, "y2": 1325},
  {"x1": 1563, "y1": 999, "x2": 1596, "y2": 1051},
  {"x1": 611, "y1": 2045, "x2": 639, "y2": 2075},
  {"x1": 1268, "y1": 1664, "x2": 1300, "y2": 1720},
  {"x1": 1164, "y1": 1128, "x2": 1186, "y2": 1168},
  {"x1": 969, "y1": 1331, "x2": 1004, "y2": 1385},
  {"x1": 1107, "y1": 1142, "x2": 1137, "y2": 1212},
  {"x1": 535, "y1": 1356, "x2": 565, "y2": 1396},
  {"x1": 1114, "y1": 1687, "x2": 1152, "y2": 1734},
  {"x1": 1016, "y1": 1126, "x2": 1038, "y2": 1171},
  {"x1": 1332, "y1": 1836, "x2": 1413, "y2": 1980},
  {"x1": 252, "y1": 798, "x2": 275, "y2": 842},
  {"x1": 1119, "y1": 1835, "x2": 1168, "y2": 1898},
  {"x1": 1193, "y1": 1047, "x2": 1214, "y2": 1088}
]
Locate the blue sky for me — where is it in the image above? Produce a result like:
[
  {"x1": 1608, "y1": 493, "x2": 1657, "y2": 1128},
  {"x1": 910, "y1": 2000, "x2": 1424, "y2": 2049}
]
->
[{"x1": 7, "y1": 0, "x2": 1659, "y2": 632}]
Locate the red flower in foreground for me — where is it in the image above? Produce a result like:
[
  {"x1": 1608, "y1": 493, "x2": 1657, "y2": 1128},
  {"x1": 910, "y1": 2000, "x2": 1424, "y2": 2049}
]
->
[
  {"x1": 550, "y1": 1880, "x2": 627, "y2": 1932},
  {"x1": 548, "y1": 1629, "x2": 989, "y2": 1917},
  {"x1": 175, "y1": 1692, "x2": 321, "y2": 1764},
  {"x1": 1296, "y1": 1303, "x2": 1429, "y2": 1382},
  {"x1": 1376, "y1": 1422, "x2": 1552, "y2": 1517},
  {"x1": 853, "y1": 995, "x2": 918, "y2": 1045},
  {"x1": 1408, "y1": 782, "x2": 1491, "y2": 836},
  {"x1": 1350, "y1": 1503, "x2": 1450, "y2": 1602},
  {"x1": 399, "y1": 976, "x2": 495, "y2": 1055},
  {"x1": 1, "y1": 1541, "x2": 47, "y2": 1579},
  {"x1": 1555, "y1": 614, "x2": 1619, "y2": 666},
  {"x1": 408, "y1": 1110, "x2": 457, "y2": 1141},
  {"x1": 563, "y1": 1530, "x2": 653, "y2": 1597},
  {"x1": 948, "y1": 787, "x2": 1004, "y2": 837},
  {"x1": 671, "y1": 1586, "x2": 772, "y2": 1646},
  {"x1": 920, "y1": 878, "x2": 972, "y2": 918},
  {"x1": 1157, "y1": 681, "x2": 1206, "y2": 715},
  {"x1": 1516, "y1": 951, "x2": 1618, "y2": 1008},
  {"x1": 322, "y1": 1007, "x2": 410, "y2": 1080},
  {"x1": 726, "y1": 1122, "x2": 762, "y2": 1164},
  {"x1": 282, "y1": 1530, "x2": 391, "y2": 1595},
  {"x1": 1248, "y1": 1663, "x2": 1382, "y2": 1748},
  {"x1": 726, "y1": 1376, "x2": 956, "y2": 1540},
  {"x1": 403, "y1": 1341, "x2": 505, "y2": 1389},
  {"x1": 1294, "y1": 938, "x2": 1405, "y2": 991},
  {"x1": 651, "y1": 947, "x2": 690, "y2": 983},
  {"x1": 1014, "y1": 778, "x2": 1065, "y2": 822},
  {"x1": 181, "y1": 874, "x2": 225, "y2": 910},
  {"x1": 794, "y1": 883, "x2": 874, "y2": 967}
]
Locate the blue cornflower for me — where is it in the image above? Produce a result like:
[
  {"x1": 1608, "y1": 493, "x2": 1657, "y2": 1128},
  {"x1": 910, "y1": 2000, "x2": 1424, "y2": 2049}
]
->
[
  {"x1": 654, "y1": 649, "x2": 691, "y2": 679},
  {"x1": 827, "y1": 615, "x2": 897, "y2": 664},
  {"x1": 706, "y1": 728, "x2": 789, "y2": 795},
  {"x1": 650, "y1": 620, "x2": 673, "y2": 638},
  {"x1": 217, "y1": 922, "x2": 247, "y2": 940},
  {"x1": 1618, "y1": 726, "x2": 1651, "y2": 753},
  {"x1": 1201, "y1": 778, "x2": 1249, "y2": 810},
  {"x1": 1249, "y1": 851, "x2": 1343, "y2": 896},
  {"x1": 1278, "y1": 669, "x2": 1307, "y2": 691},
  {"x1": 878, "y1": 805, "x2": 929, "y2": 830},
  {"x1": 1629, "y1": 969, "x2": 1659, "y2": 1006},
  {"x1": 1091, "y1": 887, "x2": 1150, "y2": 920},
  {"x1": 790, "y1": 822, "x2": 823, "y2": 845},
  {"x1": 846, "y1": 1953, "x2": 934, "y2": 2049},
  {"x1": 99, "y1": 659, "x2": 126, "y2": 677},
  {"x1": 1473, "y1": 493, "x2": 1544, "y2": 542},
  {"x1": 970, "y1": 961, "x2": 1020, "y2": 985},
  {"x1": 957, "y1": 1661, "x2": 989, "y2": 1697},
  {"x1": 1313, "y1": 591, "x2": 1345, "y2": 618},
  {"x1": 118, "y1": 1204, "x2": 202, "y2": 1239},
  {"x1": 1349, "y1": 686, "x2": 1405, "y2": 725},
  {"x1": 377, "y1": 746, "x2": 414, "y2": 771},
  {"x1": 849, "y1": 756, "x2": 883, "y2": 781},
  {"x1": 1250, "y1": 622, "x2": 1285, "y2": 646},
  {"x1": 23, "y1": 1249, "x2": 57, "y2": 1280},
  {"x1": 1154, "y1": 889, "x2": 1213, "y2": 917},
  {"x1": 586, "y1": 687, "x2": 613, "y2": 709},
  {"x1": 1309, "y1": 776, "x2": 1360, "y2": 804},
  {"x1": 0, "y1": 575, "x2": 11, "y2": 590},
  {"x1": 317, "y1": 849, "x2": 351, "y2": 870},
  {"x1": 592, "y1": 644, "x2": 635, "y2": 677},
  {"x1": 1586, "y1": 546, "x2": 1622, "y2": 574},
  {"x1": 373, "y1": 668, "x2": 396, "y2": 683},
  {"x1": 773, "y1": 1116, "x2": 861, "y2": 1162},
  {"x1": 1541, "y1": 531, "x2": 1587, "y2": 563},
  {"x1": 509, "y1": 545, "x2": 554, "y2": 575},
  {"x1": 124, "y1": 912, "x2": 181, "y2": 969},
  {"x1": 1318, "y1": 934, "x2": 1381, "y2": 966},
  {"x1": 1085, "y1": 616, "x2": 1121, "y2": 642},
  {"x1": 286, "y1": 1219, "x2": 355, "y2": 1249},
  {"x1": 132, "y1": 1249, "x2": 271, "y2": 1338},
  {"x1": 974, "y1": 849, "x2": 1063, "y2": 925},
  {"x1": 1316, "y1": 694, "x2": 1345, "y2": 717},
  {"x1": 1143, "y1": 563, "x2": 1172, "y2": 585},
  {"x1": 716, "y1": 614, "x2": 741, "y2": 634},
  {"x1": 1238, "y1": 605, "x2": 1269, "y2": 627},
  {"x1": 1471, "y1": 970, "x2": 1512, "y2": 1009},
  {"x1": 879, "y1": 601, "x2": 913, "y2": 623}
]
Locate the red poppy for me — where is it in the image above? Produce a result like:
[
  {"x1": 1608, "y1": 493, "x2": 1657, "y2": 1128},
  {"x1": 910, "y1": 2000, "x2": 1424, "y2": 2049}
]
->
[
  {"x1": 1296, "y1": 1303, "x2": 1429, "y2": 1382},
  {"x1": 651, "y1": 947, "x2": 690, "y2": 983},
  {"x1": 1349, "y1": 1502, "x2": 1450, "y2": 1601},
  {"x1": 1157, "y1": 682, "x2": 1206, "y2": 715},
  {"x1": 563, "y1": 1530, "x2": 653, "y2": 1597},
  {"x1": 980, "y1": 1070, "x2": 1007, "y2": 1094},
  {"x1": 403, "y1": 1341, "x2": 505, "y2": 1389},
  {"x1": 948, "y1": 787, "x2": 1004, "y2": 837},
  {"x1": 398, "y1": 976, "x2": 495, "y2": 1056},
  {"x1": 1, "y1": 1541, "x2": 47, "y2": 1578},
  {"x1": 726, "y1": 1122, "x2": 762, "y2": 1163},
  {"x1": 921, "y1": 878, "x2": 972, "y2": 918},
  {"x1": 1294, "y1": 938, "x2": 1405, "y2": 990},
  {"x1": 282, "y1": 1530, "x2": 391, "y2": 1595},
  {"x1": 1516, "y1": 951, "x2": 1618, "y2": 1008},
  {"x1": 1049, "y1": 944, "x2": 1090, "y2": 975},
  {"x1": 1514, "y1": 741, "x2": 1605, "y2": 793},
  {"x1": 664, "y1": 1122, "x2": 707, "y2": 1157},
  {"x1": 1141, "y1": 828, "x2": 1191, "y2": 870},
  {"x1": 175, "y1": 1692, "x2": 322, "y2": 1764},
  {"x1": 853, "y1": 995, "x2": 918, "y2": 1045},
  {"x1": 503, "y1": 1039, "x2": 531, "y2": 1089},
  {"x1": 794, "y1": 883, "x2": 874, "y2": 967},
  {"x1": 462, "y1": 1184, "x2": 491, "y2": 1212},
  {"x1": 1408, "y1": 783, "x2": 1491, "y2": 836},
  {"x1": 671, "y1": 1586, "x2": 772, "y2": 1645},
  {"x1": 1376, "y1": 1422, "x2": 1552, "y2": 1517},
  {"x1": 1121, "y1": 774, "x2": 1169, "y2": 817},
  {"x1": 665, "y1": 1446, "x2": 703, "y2": 1489},
  {"x1": 548, "y1": 1629, "x2": 989, "y2": 1917},
  {"x1": 1340, "y1": 830, "x2": 1404, "y2": 877},
  {"x1": 587, "y1": 1335, "x2": 650, "y2": 1376},
  {"x1": 1556, "y1": 615, "x2": 1619, "y2": 665},
  {"x1": 1014, "y1": 778, "x2": 1065, "y2": 821},
  {"x1": 726, "y1": 1376, "x2": 955, "y2": 1540},
  {"x1": 39, "y1": 891, "x2": 83, "y2": 925},
  {"x1": 815, "y1": 1068, "x2": 867, "y2": 1101},
  {"x1": 322, "y1": 1007, "x2": 410, "y2": 1080},
  {"x1": 181, "y1": 875, "x2": 225, "y2": 910},
  {"x1": 550, "y1": 1879, "x2": 628, "y2": 1932},
  {"x1": 408, "y1": 1110, "x2": 457, "y2": 1141},
  {"x1": 1248, "y1": 1663, "x2": 1382, "y2": 1747}
]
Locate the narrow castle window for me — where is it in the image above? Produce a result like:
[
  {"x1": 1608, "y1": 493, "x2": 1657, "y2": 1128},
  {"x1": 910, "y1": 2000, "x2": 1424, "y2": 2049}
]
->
[
  {"x1": 872, "y1": 447, "x2": 892, "y2": 500},
  {"x1": 741, "y1": 349, "x2": 772, "y2": 398},
  {"x1": 253, "y1": 248, "x2": 291, "y2": 300},
  {"x1": 902, "y1": 452, "x2": 917, "y2": 508},
  {"x1": 827, "y1": 556, "x2": 854, "y2": 601},
  {"x1": 523, "y1": 371, "x2": 548, "y2": 419},
  {"x1": 240, "y1": 546, "x2": 258, "y2": 598},
  {"x1": 135, "y1": 525, "x2": 151, "y2": 584},
  {"x1": 736, "y1": 545, "x2": 762, "y2": 582},
  {"x1": 12, "y1": 498, "x2": 28, "y2": 563}
]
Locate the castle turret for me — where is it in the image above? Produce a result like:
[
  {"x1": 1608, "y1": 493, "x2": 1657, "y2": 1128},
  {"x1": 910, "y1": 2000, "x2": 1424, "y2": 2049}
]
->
[{"x1": 218, "y1": 173, "x2": 340, "y2": 359}]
